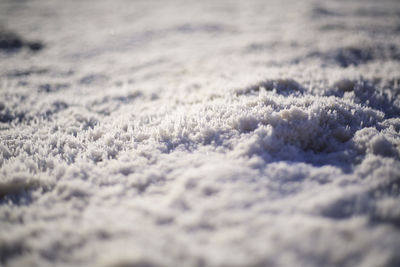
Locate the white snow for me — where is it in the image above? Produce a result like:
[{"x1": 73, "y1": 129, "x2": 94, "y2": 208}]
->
[{"x1": 1, "y1": 0, "x2": 400, "y2": 266}]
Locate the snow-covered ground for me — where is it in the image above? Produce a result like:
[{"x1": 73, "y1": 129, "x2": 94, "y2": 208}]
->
[{"x1": 1, "y1": 0, "x2": 400, "y2": 266}]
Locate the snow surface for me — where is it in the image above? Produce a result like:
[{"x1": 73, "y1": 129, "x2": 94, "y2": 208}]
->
[{"x1": 1, "y1": 0, "x2": 400, "y2": 266}]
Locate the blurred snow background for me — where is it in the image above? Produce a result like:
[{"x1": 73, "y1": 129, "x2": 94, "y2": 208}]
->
[{"x1": 1, "y1": 0, "x2": 400, "y2": 266}]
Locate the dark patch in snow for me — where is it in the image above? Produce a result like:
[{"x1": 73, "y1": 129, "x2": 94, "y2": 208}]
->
[
  {"x1": 311, "y1": 6, "x2": 343, "y2": 18},
  {"x1": 0, "y1": 240, "x2": 28, "y2": 265},
  {"x1": 6, "y1": 68, "x2": 48, "y2": 78},
  {"x1": 44, "y1": 101, "x2": 69, "y2": 118},
  {"x1": 79, "y1": 74, "x2": 109, "y2": 85},
  {"x1": 38, "y1": 83, "x2": 70, "y2": 93},
  {"x1": 308, "y1": 45, "x2": 400, "y2": 67},
  {"x1": 175, "y1": 23, "x2": 231, "y2": 34},
  {"x1": 0, "y1": 187, "x2": 33, "y2": 206},
  {"x1": 318, "y1": 23, "x2": 348, "y2": 32},
  {"x1": 237, "y1": 79, "x2": 305, "y2": 96},
  {"x1": 112, "y1": 92, "x2": 142, "y2": 104},
  {"x1": 0, "y1": 109, "x2": 26, "y2": 123},
  {"x1": 319, "y1": 194, "x2": 370, "y2": 219},
  {"x1": 243, "y1": 42, "x2": 277, "y2": 54},
  {"x1": 0, "y1": 27, "x2": 44, "y2": 53}
]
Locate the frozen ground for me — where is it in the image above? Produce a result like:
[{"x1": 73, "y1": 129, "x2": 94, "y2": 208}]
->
[{"x1": 1, "y1": 0, "x2": 400, "y2": 266}]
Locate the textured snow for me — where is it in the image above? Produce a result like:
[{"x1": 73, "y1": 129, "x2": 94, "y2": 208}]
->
[{"x1": 1, "y1": 0, "x2": 400, "y2": 266}]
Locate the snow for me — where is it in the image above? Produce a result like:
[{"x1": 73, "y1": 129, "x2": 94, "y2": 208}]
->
[{"x1": 1, "y1": 0, "x2": 400, "y2": 266}]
